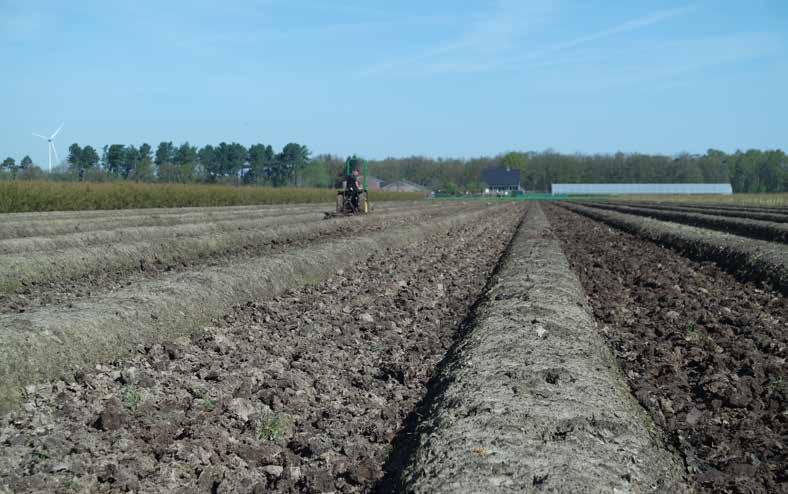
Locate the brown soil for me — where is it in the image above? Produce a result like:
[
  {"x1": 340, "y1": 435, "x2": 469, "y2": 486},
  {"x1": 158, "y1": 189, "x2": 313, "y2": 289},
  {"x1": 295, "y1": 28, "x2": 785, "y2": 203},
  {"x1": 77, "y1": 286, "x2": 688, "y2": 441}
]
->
[
  {"x1": 603, "y1": 202, "x2": 788, "y2": 224},
  {"x1": 544, "y1": 204, "x2": 787, "y2": 493},
  {"x1": 0, "y1": 206, "x2": 523, "y2": 493},
  {"x1": 579, "y1": 202, "x2": 788, "y2": 243},
  {"x1": 664, "y1": 203, "x2": 788, "y2": 215},
  {"x1": 562, "y1": 202, "x2": 788, "y2": 295}
]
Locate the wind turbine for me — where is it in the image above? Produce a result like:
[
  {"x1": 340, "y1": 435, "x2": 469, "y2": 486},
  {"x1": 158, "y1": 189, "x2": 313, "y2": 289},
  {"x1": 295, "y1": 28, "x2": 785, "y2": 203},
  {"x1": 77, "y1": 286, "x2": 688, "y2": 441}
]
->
[{"x1": 32, "y1": 123, "x2": 64, "y2": 172}]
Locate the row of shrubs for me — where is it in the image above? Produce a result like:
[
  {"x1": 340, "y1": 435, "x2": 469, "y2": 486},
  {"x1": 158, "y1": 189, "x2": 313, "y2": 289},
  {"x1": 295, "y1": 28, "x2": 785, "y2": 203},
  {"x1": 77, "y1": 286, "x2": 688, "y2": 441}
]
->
[{"x1": 0, "y1": 181, "x2": 426, "y2": 213}]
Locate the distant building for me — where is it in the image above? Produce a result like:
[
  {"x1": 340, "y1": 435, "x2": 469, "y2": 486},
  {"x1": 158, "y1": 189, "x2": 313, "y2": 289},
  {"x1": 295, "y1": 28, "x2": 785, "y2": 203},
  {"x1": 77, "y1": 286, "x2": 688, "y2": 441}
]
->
[
  {"x1": 363, "y1": 176, "x2": 383, "y2": 191},
  {"x1": 482, "y1": 168, "x2": 521, "y2": 194},
  {"x1": 550, "y1": 183, "x2": 733, "y2": 195},
  {"x1": 340, "y1": 175, "x2": 383, "y2": 191},
  {"x1": 382, "y1": 180, "x2": 429, "y2": 193}
]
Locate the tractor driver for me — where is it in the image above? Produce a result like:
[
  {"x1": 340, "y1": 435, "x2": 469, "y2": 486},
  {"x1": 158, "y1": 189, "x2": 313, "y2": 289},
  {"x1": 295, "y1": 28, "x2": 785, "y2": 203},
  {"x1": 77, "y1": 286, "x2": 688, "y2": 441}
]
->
[{"x1": 346, "y1": 168, "x2": 362, "y2": 211}]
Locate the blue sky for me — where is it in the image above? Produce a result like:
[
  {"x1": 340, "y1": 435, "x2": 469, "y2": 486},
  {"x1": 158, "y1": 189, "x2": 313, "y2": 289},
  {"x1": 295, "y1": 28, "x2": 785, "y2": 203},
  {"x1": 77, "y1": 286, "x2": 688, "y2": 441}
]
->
[{"x1": 1, "y1": 0, "x2": 786, "y2": 166}]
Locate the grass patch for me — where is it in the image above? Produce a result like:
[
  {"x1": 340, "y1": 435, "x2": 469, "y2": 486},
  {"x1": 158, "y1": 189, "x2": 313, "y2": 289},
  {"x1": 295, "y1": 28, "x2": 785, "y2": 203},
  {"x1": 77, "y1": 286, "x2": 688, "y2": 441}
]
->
[
  {"x1": 32, "y1": 450, "x2": 49, "y2": 460},
  {"x1": 122, "y1": 386, "x2": 142, "y2": 410},
  {"x1": 768, "y1": 376, "x2": 785, "y2": 396},
  {"x1": 63, "y1": 479, "x2": 81, "y2": 491},
  {"x1": 0, "y1": 181, "x2": 425, "y2": 213},
  {"x1": 256, "y1": 412, "x2": 290, "y2": 441}
]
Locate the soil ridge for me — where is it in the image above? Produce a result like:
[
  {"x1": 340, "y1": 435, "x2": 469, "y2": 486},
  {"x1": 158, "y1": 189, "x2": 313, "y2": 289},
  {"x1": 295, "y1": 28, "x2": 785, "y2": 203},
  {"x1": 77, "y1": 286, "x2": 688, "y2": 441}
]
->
[{"x1": 397, "y1": 203, "x2": 687, "y2": 493}]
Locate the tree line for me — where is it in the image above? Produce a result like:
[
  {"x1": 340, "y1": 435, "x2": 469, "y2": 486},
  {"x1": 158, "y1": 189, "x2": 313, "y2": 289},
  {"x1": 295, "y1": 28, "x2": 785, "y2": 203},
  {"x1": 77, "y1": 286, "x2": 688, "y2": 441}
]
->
[
  {"x1": 2, "y1": 146, "x2": 786, "y2": 193},
  {"x1": 367, "y1": 149, "x2": 787, "y2": 193},
  {"x1": 1, "y1": 141, "x2": 316, "y2": 187}
]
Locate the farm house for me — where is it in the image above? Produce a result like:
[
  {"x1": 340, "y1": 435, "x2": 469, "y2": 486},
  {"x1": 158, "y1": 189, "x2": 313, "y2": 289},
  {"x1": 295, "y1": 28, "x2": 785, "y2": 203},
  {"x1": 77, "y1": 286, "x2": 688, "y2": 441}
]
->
[
  {"x1": 382, "y1": 180, "x2": 430, "y2": 193},
  {"x1": 482, "y1": 168, "x2": 521, "y2": 195},
  {"x1": 361, "y1": 175, "x2": 383, "y2": 191}
]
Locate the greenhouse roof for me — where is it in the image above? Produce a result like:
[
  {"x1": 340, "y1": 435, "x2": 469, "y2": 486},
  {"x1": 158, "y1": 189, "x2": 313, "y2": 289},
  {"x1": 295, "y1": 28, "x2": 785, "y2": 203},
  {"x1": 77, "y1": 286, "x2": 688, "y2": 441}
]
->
[{"x1": 551, "y1": 183, "x2": 733, "y2": 195}]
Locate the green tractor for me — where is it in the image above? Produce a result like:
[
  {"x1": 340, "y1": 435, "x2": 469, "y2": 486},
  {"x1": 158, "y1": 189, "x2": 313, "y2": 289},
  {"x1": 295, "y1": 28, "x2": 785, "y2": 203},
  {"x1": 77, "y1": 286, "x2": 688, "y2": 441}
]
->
[{"x1": 327, "y1": 155, "x2": 369, "y2": 217}]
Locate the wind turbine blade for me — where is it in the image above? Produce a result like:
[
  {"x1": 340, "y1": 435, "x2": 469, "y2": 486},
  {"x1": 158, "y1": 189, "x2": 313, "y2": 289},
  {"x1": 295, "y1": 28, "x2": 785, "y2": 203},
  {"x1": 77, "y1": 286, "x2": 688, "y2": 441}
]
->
[
  {"x1": 50, "y1": 123, "x2": 64, "y2": 139},
  {"x1": 51, "y1": 143, "x2": 60, "y2": 164},
  {"x1": 32, "y1": 133, "x2": 48, "y2": 140}
]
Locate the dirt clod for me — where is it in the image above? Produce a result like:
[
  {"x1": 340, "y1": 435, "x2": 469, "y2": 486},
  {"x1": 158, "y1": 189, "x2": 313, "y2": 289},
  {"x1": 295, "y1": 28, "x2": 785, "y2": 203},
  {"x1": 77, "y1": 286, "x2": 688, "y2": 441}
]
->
[{"x1": 546, "y1": 204, "x2": 787, "y2": 493}]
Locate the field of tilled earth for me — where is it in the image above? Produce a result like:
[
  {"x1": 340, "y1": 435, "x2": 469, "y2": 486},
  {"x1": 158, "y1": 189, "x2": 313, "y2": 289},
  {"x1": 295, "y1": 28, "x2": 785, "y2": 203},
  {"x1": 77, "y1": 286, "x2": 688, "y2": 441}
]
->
[{"x1": 0, "y1": 199, "x2": 785, "y2": 493}]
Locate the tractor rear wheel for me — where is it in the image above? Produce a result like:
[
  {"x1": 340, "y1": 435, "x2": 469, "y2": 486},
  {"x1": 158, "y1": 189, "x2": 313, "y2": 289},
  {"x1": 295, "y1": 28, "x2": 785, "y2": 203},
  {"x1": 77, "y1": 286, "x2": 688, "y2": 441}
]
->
[{"x1": 360, "y1": 192, "x2": 369, "y2": 213}]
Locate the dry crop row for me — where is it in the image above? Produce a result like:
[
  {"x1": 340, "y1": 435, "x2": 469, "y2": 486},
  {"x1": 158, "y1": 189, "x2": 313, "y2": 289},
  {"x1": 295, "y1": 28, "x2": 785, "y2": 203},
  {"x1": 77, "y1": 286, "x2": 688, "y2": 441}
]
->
[
  {"x1": 0, "y1": 203, "x2": 473, "y2": 293},
  {"x1": 0, "y1": 203, "x2": 512, "y2": 412},
  {"x1": 0, "y1": 201, "x2": 431, "y2": 240},
  {"x1": 0, "y1": 202, "x2": 459, "y2": 255},
  {"x1": 0, "y1": 180, "x2": 426, "y2": 213}
]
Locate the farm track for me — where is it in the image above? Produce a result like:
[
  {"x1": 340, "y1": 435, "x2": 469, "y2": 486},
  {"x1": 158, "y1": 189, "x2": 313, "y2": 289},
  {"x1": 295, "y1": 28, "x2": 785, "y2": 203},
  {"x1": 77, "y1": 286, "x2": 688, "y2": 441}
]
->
[
  {"x1": 0, "y1": 202, "x2": 473, "y2": 302},
  {"x1": 544, "y1": 204, "x2": 787, "y2": 493},
  {"x1": 0, "y1": 201, "x2": 431, "y2": 240},
  {"x1": 561, "y1": 202, "x2": 788, "y2": 295},
  {"x1": 577, "y1": 201, "x2": 788, "y2": 243},
  {"x1": 392, "y1": 204, "x2": 686, "y2": 493},
  {"x1": 0, "y1": 204, "x2": 524, "y2": 493},
  {"x1": 596, "y1": 201, "x2": 788, "y2": 224}
]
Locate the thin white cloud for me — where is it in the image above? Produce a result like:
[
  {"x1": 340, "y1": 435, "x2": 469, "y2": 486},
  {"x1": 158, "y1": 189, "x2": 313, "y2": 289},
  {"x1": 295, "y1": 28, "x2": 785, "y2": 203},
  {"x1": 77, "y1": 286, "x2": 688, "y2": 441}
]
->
[
  {"x1": 546, "y1": 4, "x2": 698, "y2": 53},
  {"x1": 358, "y1": 3, "x2": 699, "y2": 77},
  {"x1": 523, "y1": 32, "x2": 781, "y2": 93},
  {"x1": 355, "y1": 0, "x2": 555, "y2": 77}
]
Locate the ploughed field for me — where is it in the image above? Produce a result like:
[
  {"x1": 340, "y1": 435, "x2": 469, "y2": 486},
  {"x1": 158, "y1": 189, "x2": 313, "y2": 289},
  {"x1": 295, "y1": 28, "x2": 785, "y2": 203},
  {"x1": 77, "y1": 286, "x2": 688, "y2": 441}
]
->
[
  {"x1": 0, "y1": 199, "x2": 785, "y2": 493},
  {"x1": 544, "y1": 202, "x2": 787, "y2": 493}
]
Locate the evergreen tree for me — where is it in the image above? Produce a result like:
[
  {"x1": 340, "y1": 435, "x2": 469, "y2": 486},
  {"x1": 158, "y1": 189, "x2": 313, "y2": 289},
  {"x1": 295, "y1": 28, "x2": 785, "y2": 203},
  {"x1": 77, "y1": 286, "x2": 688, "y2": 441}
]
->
[
  {"x1": 155, "y1": 142, "x2": 176, "y2": 167},
  {"x1": 67, "y1": 143, "x2": 83, "y2": 170},
  {"x1": 105, "y1": 145, "x2": 126, "y2": 175},
  {"x1": 1, "y1": 157, "x2": 16, "y2": 173}
]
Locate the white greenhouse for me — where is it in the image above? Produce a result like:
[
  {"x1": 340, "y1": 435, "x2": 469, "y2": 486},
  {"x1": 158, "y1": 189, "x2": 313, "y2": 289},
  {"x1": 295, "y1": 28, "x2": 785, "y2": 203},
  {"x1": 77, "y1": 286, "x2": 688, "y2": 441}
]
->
[{"x1": 551, "y1": 183, "x2": 733, "y2": 195}]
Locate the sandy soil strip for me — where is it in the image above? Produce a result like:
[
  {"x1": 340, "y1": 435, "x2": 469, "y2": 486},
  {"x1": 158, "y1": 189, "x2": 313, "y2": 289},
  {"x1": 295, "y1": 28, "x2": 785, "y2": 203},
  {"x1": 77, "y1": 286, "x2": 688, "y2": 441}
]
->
[
  {"x1": 0, "y1": 205, "x2": 511, "y2": 413},
  {"x1": 0, "y1": 202, "x2": 467, "y2": 255},
  {"x1": 395, "y1": 203, "x2": 687, "y2": 493},
  {"x1": 562, "y1": 202, "x2": 788, "y2": 295},
  {"x1": 0, "y1": 205, "x2": 328, "y2": 240},
  {"x1": 0, "y1": 201, "x2": 429, "y2": 223},
  {"x1": 0, "y1": 213, "x2": 326, "y2": 254},
  {"x1": 578, "y1": 202, "x2": 788, "y2": 243},
  {"x1": 0, "y1": 203, "x2": 474, "y2": 293},
  {"x1": 0, "y1": 201, "x2": 436, "y2": 240}
]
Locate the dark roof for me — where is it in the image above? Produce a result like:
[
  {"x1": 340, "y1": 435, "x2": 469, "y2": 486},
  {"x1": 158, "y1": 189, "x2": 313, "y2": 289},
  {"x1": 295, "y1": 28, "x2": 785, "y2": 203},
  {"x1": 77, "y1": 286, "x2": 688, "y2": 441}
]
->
[{"x1": 482, "y1": 168, "x2": 520, "y2": 187}]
